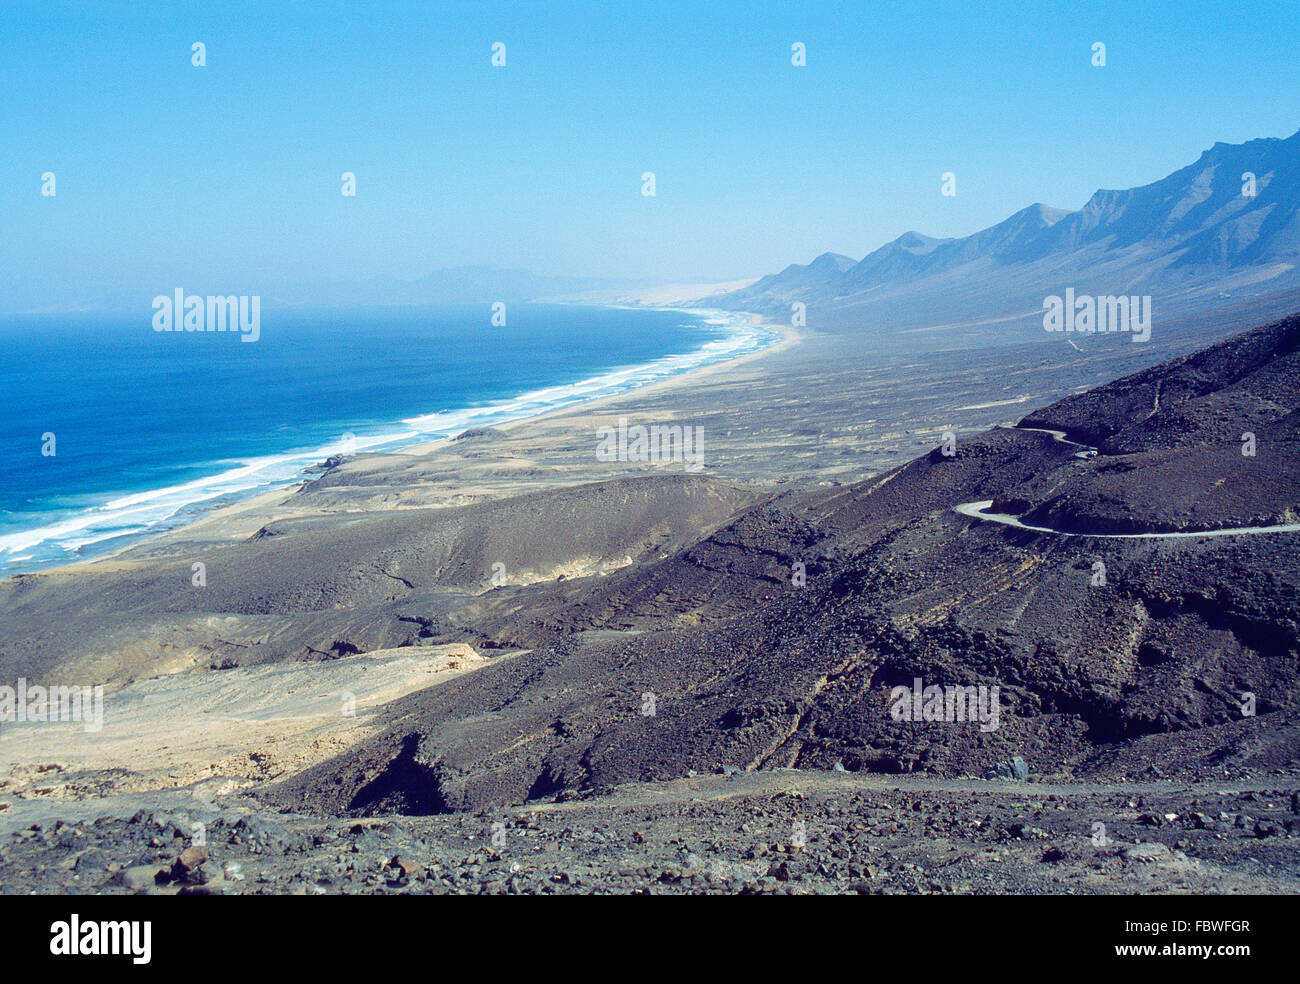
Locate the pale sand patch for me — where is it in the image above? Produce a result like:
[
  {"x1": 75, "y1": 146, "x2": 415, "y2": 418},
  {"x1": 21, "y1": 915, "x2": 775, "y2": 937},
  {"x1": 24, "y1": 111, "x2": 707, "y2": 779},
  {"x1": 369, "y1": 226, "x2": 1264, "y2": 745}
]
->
[
  {"x1": 56, "y1": 482, "x2": 331, "y2": 568},
  {"x1": 953, "y1": 395, "x2": 1032, "y2": 411},
  {"x1": 0, "y1": 644, "x2": 514, "y2": 802},
  {"x1": 541, "y1": 279, "x2": 760, "y2": 306}
]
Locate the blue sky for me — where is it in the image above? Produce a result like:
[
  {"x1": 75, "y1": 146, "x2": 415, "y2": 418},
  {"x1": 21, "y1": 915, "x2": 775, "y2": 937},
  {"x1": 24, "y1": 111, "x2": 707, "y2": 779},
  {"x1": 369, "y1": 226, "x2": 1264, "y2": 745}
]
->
[{"x1": 1, "y1": 0, "x2": 1297, "y2": 310}]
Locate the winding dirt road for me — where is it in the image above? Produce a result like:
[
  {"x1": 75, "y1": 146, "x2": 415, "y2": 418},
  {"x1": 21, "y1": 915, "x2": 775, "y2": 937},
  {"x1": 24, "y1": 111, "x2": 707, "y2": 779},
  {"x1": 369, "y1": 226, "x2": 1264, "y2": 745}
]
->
[{"x1": 954, "y1": 426, "x2": 1300, "y2": 539}]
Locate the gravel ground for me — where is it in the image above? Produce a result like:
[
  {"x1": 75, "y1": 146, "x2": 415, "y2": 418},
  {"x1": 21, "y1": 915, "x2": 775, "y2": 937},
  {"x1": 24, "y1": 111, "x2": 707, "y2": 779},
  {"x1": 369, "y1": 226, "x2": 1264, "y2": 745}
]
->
[{"x1": 3, "y1": 770, "x2": 1297, "y2": 895}]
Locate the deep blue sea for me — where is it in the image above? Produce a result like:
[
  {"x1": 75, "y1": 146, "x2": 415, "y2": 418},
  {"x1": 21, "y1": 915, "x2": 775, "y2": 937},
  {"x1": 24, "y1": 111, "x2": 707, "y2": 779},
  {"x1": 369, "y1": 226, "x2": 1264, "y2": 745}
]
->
[{"x1": 0, "y1": 304, "x2": 775, "y2": 575}]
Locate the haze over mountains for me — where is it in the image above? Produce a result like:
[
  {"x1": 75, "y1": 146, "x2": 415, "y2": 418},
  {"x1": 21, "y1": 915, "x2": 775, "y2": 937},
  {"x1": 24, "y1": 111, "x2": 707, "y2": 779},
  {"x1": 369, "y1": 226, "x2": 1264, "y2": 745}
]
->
[
  {"x1": 17, "y1": 130, "x2": 1297, "y2": 322},
  {"x1": 718, "y1": 129, "x2": 1300, "y2": 334}
]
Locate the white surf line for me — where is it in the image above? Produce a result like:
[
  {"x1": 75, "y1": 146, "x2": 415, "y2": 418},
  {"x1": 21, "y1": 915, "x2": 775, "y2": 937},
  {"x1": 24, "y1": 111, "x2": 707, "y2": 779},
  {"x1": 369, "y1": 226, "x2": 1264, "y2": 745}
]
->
[{"x1": 953, "y1": 500, "x2": 1300, "y2": 539}]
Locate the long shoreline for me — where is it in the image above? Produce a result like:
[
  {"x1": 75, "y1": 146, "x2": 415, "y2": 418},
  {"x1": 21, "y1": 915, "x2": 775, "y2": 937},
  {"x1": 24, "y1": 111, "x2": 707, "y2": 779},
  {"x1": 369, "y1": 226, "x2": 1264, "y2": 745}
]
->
[
  {"x1": 402, "y1": 308, "x2": 800, "y2": 455},
  {"x1": 9, "y1": 306, "x2": 798, "y2": 577}
]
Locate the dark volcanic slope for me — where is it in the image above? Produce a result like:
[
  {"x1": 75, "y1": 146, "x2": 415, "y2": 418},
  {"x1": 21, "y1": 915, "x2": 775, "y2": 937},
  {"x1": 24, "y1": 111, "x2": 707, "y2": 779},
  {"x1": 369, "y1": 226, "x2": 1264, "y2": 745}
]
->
[
  {"x1": 1012, "y1": 313, "x2": 1300, "y2": 532},
  {"x1": 265, "y1": 315, "x2": 1300, "y2": 817}
]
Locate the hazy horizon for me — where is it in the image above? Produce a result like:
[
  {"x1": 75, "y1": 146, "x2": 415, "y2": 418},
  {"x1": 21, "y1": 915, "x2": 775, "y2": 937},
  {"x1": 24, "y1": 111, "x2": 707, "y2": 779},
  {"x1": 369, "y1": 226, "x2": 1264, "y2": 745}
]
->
[{"x1": 3, "y1": 0, "x2": 1299, "y2": 313}]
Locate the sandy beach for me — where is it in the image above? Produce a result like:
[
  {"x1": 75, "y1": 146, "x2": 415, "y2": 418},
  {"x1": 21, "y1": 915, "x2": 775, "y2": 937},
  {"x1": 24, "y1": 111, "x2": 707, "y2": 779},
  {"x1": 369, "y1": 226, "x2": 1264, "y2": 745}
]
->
[{"x1": 2, "y1": 300, "x2": 1297, "y2": 898}]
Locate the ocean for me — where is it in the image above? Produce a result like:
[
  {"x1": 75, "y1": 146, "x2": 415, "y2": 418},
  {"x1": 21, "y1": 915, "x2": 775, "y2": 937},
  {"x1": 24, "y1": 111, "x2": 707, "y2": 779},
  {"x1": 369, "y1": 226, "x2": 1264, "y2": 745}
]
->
[{"x1": 0, "y1": 303, "x2": 775, "y2": 576}]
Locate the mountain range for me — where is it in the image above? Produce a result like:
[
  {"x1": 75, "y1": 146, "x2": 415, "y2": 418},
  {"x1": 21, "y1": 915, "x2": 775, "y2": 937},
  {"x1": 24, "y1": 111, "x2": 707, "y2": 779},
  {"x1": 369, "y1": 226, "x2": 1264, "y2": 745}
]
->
[{"x1": 718, "y1": 129, "x2": 1300, "y2": 333}]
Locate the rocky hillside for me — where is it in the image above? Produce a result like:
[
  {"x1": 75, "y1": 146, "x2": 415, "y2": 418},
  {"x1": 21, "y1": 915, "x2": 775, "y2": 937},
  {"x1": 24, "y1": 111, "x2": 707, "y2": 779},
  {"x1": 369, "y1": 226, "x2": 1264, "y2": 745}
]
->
[{"x1": 264, "y1": 314, "x2": 1300, "y2": 816}]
